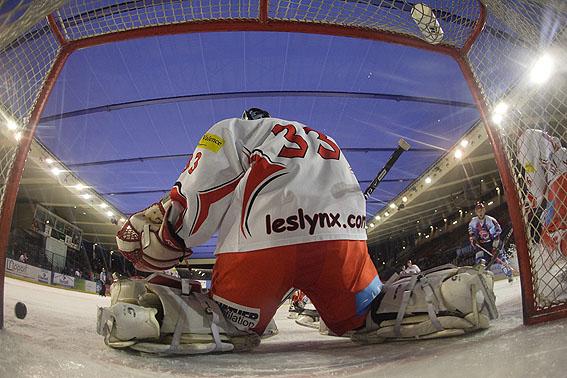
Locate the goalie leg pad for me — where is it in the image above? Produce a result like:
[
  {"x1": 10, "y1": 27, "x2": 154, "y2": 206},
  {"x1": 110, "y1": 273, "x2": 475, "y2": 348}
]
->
[
  {"x1": 97, "y1": 278, "x2": 260, "y2": 355},
  {"x1": 109, "y1": 277, "x2": 148, "y2": 306},
  {"x1": 352, "y1": 265, "x2": 497, "y2": 344},
  {"x1": 97, "y1": 303, "x2": 160, "y2": 348}
]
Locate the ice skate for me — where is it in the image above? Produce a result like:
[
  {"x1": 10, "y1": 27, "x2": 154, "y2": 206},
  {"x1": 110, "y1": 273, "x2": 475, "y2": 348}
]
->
[{"x1": 295, "y1": 308, "x2": 320, "y2": 329}]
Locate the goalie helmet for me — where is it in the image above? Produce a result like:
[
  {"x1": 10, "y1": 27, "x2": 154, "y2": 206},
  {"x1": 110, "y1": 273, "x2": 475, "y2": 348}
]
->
[{"x1": 242, "y1": 107, "x2": 270, "y2": 120}]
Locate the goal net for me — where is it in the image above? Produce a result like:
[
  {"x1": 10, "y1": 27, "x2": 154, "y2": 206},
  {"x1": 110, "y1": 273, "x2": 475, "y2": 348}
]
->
[{"x1": 0, "y1": 0, "x2": 565, "y2": 327}]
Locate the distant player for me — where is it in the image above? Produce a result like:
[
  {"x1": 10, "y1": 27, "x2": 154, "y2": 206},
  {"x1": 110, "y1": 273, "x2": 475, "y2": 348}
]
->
[
  {"x1": 468, "y1": 202, "x2": 513, "y2": 281},
  {"x1": 289, "y1": 290, "x2": 308, "y2": 313}
]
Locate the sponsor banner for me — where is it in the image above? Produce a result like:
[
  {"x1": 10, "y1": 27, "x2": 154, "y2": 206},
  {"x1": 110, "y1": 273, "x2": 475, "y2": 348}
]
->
[
  {"x1": 6, "y1": 258, "x2": 39, "y2": 280},
  {"x1": 53, "y1": 273, "x2": 75, "y2": 288},
  {"x1": 74, "y1": 278, "x2": 85, "y2": 291},
  {"x1": 38, "y1": 268, "x2": 52, "y2": 284},
  {"x1": 85, "y1": 280, "x2": 97, "y2": 293},
  {"x1": 74, "y1": 278, "x2": 97, "y2": 293}
]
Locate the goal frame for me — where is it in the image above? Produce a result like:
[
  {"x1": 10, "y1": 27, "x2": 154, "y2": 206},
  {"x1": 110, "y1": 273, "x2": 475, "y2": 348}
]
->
[{"x1": 1, "y1": 0, "x2": 565, "y2": 329}]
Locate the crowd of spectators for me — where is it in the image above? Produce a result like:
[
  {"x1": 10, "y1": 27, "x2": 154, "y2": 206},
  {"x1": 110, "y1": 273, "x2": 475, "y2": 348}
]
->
[{"x1": 6, "y1": 227, "x2": 138, "y2": 289}]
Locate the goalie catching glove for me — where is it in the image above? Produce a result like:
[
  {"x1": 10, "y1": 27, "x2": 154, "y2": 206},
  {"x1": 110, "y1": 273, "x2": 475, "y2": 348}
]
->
[
  {"x1": 116, "y1": 199, "x2": 192, "y2": 271},
  {"x1": 351, "y1": 264, "x2": 498, "y2": 343},
  {"x1": 97, "y1": 276, "x2": 261, "y2": 355}
]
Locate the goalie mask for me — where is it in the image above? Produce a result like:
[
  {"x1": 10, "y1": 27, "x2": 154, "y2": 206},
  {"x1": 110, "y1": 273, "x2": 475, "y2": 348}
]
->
[{"x1": 242, "y1": 108, "x2": 270, "y2": 120}]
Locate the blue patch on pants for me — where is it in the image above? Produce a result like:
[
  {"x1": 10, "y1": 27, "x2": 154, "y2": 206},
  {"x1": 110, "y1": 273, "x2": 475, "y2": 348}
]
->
[
  {"x1": 355, "y1": 275, "x2": 383, "y2": 316},
  {"x1": 544, "y1": 200, "x2": 555, "y2": 226}
]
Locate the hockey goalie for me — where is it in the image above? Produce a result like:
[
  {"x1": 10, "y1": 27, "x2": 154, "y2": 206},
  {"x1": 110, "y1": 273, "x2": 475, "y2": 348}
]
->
[
  {"x1": 517, "y1": 128, "x2": 567, "y2": 302},
  {"x1": 97, "y1": 108, "x2": 498, "y2": 355}
]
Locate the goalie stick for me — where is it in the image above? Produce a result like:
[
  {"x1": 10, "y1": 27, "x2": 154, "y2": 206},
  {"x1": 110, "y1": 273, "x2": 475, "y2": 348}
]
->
[{"x1": 364, "y1": 139, "x2": 411, "y2": 199}]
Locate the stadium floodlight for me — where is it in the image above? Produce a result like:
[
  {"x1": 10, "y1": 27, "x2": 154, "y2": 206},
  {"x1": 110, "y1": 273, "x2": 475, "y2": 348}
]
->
[
  {"x1": 14, "y1": 132, "x2": 22, "y2": 141},
  {"x1": 50, "y1": 167, "x2": 62, "y2": 176},
  {"x1": 494, "y1": 102, "x2": 508, "y2": 115},
  {"x1": 402, "y1": 196, "x2": 408, "y2": 203},
  {"x1": 384, "y1": 212, "x2": 390, "y2": 217},
  {"x1": 389, "y1": 203, "x2": 396, "y2": 209},
  {"x1": 492, "y1": 113, "x2": 503, "y2": 125},
  {"x1": 529, "y1": 53, "x2": 554, "y2": 84},
  {"x1": 45, "y1": 158, "x2": 54, "y2": 164},
  {"x1": 81, "y1": 193, "x2": 91, "y2": 199},
  {"x1": 369, "y1": 223, "x2": 374, "y2": 228},
  {"x1": 99, "y1": 203, "x2": 108, "y2": 209},
  {"x1": 119, "y1": 218, "x2": 126, "y2": 223},
  {"x1": 460, "y1": 139, "x2": 469, "y2": 148},
  {"x1": 74, "y1": 183, "x2": 85, "y2": 190},
  {"x1": 454, "y1": 149, "x2": 463, "y2": 159},
  {"x1": 425, "y1": 177, "x2": 432, "y2": 184},
  {"x1": 491, "y1": 101, "x2": 508, "y2": 126},
  {"x1": 106, "y1": 211, "x2": 114, "y2": 217},
  {"x1": 5, "y1": 118, "x2": 17, "y2": 131}
]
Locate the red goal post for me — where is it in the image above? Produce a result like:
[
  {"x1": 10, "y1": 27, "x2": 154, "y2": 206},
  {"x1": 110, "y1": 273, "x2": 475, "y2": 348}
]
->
[{"x1": 0, "y1": 0, "x2": 565, "y2": 328}]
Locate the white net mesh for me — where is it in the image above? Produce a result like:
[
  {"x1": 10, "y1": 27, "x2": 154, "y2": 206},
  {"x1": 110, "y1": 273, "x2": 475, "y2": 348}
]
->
[
  {"x1": 0, "y1": 0, "x2": 565, "y2": 322},
  {"x1": 54, "y1": 0, "x2": 260, "y2": 41},
  {"x1": 467, "y1": 0, "x2": 567, "y2": 310},
  {"x1": 270, "y1": 0, "x2": 480, "y2": 48},
  {"x1": 0, "y1": 16, "x2": 61, "y2": 216}
]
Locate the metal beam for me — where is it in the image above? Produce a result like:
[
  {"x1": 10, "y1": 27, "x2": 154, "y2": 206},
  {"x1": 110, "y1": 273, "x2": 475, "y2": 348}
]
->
[
  {"x1": 40, "y1": 90, "x2": 476, "y2": 123},
  {"x1": 69, "y1": 148, "x2": 437, "y2": 168},
  {"x1": 39, "y1": 203, "x2": 91, "y2": 208},
  {"x1": 73, "y1": 221, "x2": 119, "y2": 226},
  {"x1": 82, "y1": 232, "x2": 117, "y2": 238}
]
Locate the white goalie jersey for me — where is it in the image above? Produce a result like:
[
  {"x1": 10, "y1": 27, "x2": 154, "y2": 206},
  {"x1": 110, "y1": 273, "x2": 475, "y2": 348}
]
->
[{"x1": 166, "y1": 117, "x2": 367, "y2": 254}]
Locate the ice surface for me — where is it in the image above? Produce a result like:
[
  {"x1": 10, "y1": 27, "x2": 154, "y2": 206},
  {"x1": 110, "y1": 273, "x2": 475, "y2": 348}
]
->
[{"x1": 1, "y1": 276, "x2": 567, "y2": 377}]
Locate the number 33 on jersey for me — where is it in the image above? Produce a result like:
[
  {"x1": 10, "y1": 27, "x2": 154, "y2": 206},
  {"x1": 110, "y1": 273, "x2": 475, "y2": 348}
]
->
[{"x1": 167, "y1": 117, "x2": 367, "y2": 255}]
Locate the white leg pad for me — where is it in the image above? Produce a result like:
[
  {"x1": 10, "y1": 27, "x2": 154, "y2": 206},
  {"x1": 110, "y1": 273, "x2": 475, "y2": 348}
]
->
[
  {"x1": 352, "y1": 265, "x2": 497, "y2": 344},
  {"x1": 97, "y1": 278, "x2": 260, "y2": 355}
]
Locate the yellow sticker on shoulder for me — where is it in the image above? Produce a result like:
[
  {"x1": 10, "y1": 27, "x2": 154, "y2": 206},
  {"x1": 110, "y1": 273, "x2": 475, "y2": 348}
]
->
[{"x1": 197, "y1": 133, "x2": 224, "y2": 153}]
